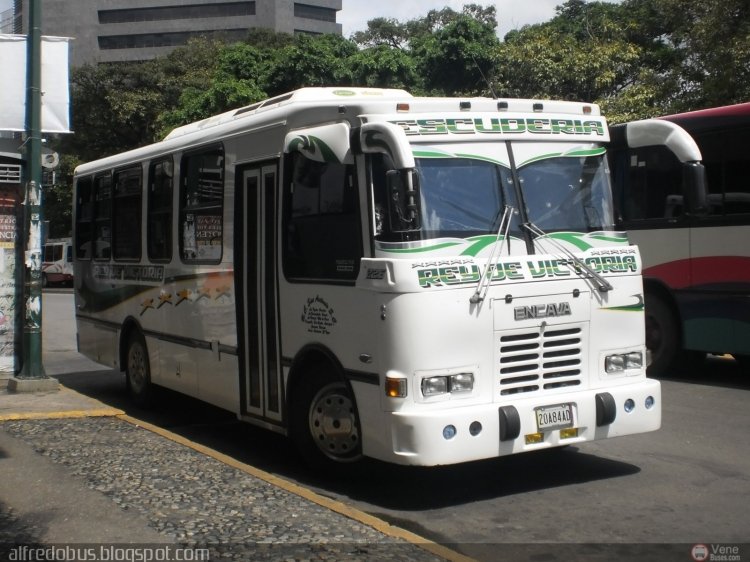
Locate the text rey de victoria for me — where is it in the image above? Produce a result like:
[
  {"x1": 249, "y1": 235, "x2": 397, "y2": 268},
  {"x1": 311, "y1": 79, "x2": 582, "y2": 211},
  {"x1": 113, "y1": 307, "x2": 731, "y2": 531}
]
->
[{"x1": 416, "y1": 255, "x2": 637, "y2": 288}]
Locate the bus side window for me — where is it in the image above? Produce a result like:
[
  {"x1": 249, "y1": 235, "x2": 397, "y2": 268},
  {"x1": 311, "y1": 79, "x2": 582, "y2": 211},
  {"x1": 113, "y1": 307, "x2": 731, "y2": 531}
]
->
[
  {"x1": 148, "y1": 157, "x2": 174, "y2": 261},
  {"x1": 93, "y1": 173, "x2": 112, "y2": 260},
  {"x1": 75, "y1": 177, "x2": 94, "y2": 259},
  {"x1": 180, "y1": 147, "x2": 224, "y2": 263},
  {"x1": 283, "y1": 152, "x2": 361, "y2": 281},
  {"x1": 621, "y1": 146, "x2": 683, "y2": 221},
  {"x1": 698, "y1": 128, "x2": 750, "y2": 216},
  {"x1": 113, "y1": 165, "x2": 142, "y2": 261}
]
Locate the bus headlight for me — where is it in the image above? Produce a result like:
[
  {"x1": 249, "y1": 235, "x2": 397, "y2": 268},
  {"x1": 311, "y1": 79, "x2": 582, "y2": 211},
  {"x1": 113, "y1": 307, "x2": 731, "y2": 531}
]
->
[
  {"x1": 450, "y1": 373, "x2": 474, "y2": 393},
  {"x1": 422, "y1": 376, "x2": 449, "y2": 396},
  {"x1": 421, "y1": 373, "x2": 475, "y2": 397},
  {"x1": 605, "y1": 351, "x2": 643, "y2": 373},
  {"x1": 624, "y1": 352, "x2": 643, "y2": 370},
  {"x1": 605, "y1": 355, "x2": 625, "y2": 373}
]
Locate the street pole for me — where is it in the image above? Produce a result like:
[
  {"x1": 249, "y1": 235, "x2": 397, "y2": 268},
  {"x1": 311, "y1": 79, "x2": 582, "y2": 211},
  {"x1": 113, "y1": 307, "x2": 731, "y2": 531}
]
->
[{"x1": 13, "y1": 0, "x2": 55, "y2": 389}]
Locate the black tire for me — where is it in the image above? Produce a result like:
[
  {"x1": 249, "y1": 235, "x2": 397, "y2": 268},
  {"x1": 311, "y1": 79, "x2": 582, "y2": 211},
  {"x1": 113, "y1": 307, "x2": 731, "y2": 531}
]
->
[
  {"x1": 290, "y1": 365, "x2": 362, "y2": 470},
  {"x1": 645, "y1": 293, "x2": 680, "y2": 376},
  {"x1": 42, "y1": 273, "x2": 49, "y2": 288},
  {"x1": 125, "y1": 331, "x2": 155, "y2": 407}
]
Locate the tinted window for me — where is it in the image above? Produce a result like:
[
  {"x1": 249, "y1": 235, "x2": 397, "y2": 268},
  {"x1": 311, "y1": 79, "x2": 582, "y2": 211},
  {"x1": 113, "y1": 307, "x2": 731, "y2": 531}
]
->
[
  {"x1": 75, "y1": 176, "x2": 94, "y2": 259},
  {"x1": 283, "y1": 152, "x2": 361, "y2": 281},
  {"x1": 148, "y1": 158, "x2": 174, "y2": 261},
  {"x1": 112, "y1": 165, "x2": 142, "y2": 260}
]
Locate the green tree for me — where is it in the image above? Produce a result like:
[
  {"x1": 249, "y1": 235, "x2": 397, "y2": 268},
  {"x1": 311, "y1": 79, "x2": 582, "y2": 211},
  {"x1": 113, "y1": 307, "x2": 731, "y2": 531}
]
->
[
  {"x1": 351, "y1": 18, "x2": 408, "y2": 49},
  {"x1": 157, "y1": 42, "x2": 268, "y2": 136},
  {"x1": 349, "y1": 45, "x2": 419, "y2": 90},
  {"x1": 265, "y1": 34, "x2": 358, "y2": 95},
  {"x1": 400, "y1": 5, "x2": 500, "y2": 96}
]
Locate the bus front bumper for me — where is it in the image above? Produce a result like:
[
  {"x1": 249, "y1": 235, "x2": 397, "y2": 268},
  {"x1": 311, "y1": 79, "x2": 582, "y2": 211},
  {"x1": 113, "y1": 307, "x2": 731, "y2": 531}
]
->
[{"x1": 378, "y1": 379, "x2": 661, "y2": 466}]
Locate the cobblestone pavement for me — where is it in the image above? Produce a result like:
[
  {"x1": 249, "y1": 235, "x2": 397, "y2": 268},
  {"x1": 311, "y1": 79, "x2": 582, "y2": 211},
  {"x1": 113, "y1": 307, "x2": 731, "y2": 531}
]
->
[{"x1": 1, "y1": 417, "x2": 448, "y2": 561}]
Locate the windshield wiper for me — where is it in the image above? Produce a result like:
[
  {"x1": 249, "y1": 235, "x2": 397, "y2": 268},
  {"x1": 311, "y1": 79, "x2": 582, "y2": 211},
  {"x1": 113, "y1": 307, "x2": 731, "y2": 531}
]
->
[
  {"x1": 470, "y1": 205, "x2": 513, "y2": 304},
  {"x1": 524, "y1": 222, "x2": 612, "y2": 292}
]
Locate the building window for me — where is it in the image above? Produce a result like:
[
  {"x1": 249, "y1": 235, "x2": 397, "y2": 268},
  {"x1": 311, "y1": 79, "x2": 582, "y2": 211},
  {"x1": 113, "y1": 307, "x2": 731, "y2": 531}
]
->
[
  {"x1": 294, "y1": 3, "x2": 337, "y2": 23},
  {"x1": 99, "y1": 2, "x2": 255, "y2": 24},
  {"x1": 99, "y1": 29, "x2": 248, "y2": 50}
]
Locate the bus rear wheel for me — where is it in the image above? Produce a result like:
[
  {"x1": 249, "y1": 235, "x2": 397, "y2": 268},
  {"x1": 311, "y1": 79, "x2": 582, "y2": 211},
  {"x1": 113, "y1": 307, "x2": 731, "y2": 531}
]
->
[
  {"x1": 125, "y1": 332, "x2": 154, "y2": 407},
  {"x1": 291, "y1": 367, "x2": 362, "y2": 469}
]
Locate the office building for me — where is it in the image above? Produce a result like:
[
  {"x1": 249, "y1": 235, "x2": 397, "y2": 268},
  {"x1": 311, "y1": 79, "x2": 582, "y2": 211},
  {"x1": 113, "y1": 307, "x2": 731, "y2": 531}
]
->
[{"x1": 8, "y1": 0, "x2": 342, "y2": 67}]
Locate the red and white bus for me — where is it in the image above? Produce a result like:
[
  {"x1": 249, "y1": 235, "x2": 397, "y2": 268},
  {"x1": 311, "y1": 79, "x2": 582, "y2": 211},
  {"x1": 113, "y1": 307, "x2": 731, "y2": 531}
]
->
[{"x1": 609, "y1": 103, "x2": 750, "y2": 374}]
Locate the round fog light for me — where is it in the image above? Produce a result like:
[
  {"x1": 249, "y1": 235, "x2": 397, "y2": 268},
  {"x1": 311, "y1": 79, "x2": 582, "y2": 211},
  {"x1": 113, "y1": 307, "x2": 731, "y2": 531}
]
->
[
  {"x1": 645, "y1": 396, "x2": 655, "y2": 410},
  {"x1": 469, "y1": 421, "x2": 482, "y2": 436},
  {"x1": 624, "y1": 398, "x2": 635, "y2": 413},
  {"x1": 443, "y1": 425, "x2": 457, "y2": 440}
]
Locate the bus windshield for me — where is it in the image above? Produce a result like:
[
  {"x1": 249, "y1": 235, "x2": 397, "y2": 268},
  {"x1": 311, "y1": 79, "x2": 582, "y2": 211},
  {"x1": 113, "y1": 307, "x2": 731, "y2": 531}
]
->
[
  {"x1": 517, "y1": 151, "x2": 614, "y2": 232},
  {"x1": 417, "y1": 157, "x2": 522, "y2": 238},
  {"x1": 380, "y1": 144, "x2": 615, "y2": 243}
]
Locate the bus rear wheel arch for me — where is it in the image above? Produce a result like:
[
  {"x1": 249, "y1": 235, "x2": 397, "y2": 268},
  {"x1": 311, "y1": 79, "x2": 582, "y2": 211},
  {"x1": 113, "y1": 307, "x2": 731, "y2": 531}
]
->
[{"x1": 289, "y1": 363, "x2": 363, "y2": 469}]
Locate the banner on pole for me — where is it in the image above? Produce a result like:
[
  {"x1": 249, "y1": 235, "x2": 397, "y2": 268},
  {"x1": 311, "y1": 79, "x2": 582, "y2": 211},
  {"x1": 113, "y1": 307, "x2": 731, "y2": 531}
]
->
[{"x1": 0, "y1": 34, "x2": 72, "y2": 133}]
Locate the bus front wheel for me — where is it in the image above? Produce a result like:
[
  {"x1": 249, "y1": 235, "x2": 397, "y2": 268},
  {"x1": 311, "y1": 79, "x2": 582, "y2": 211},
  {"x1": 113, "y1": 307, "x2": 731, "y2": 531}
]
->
[
  {"x1": 125, "y1": 332, "x2": 155, "y2": 407},
  {"x1": 291, "y1": 367, "x2": 362, "y2": 469},
  {"x1": 645, "y1": 294, "x2": 679, "y2": 376}
]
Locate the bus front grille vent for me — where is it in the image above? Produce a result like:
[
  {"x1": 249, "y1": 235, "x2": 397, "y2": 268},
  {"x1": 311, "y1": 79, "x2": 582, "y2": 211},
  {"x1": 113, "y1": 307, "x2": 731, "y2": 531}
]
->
[{"x1": 497, "y1": 325, "x2": 584, "y2": 396}]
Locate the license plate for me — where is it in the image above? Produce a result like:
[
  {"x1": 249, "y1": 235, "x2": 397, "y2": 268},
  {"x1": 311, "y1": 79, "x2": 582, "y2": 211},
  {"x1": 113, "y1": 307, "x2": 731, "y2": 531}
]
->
[{"x1": 535, "y1": 403, "x2": 574, "y2": 431}]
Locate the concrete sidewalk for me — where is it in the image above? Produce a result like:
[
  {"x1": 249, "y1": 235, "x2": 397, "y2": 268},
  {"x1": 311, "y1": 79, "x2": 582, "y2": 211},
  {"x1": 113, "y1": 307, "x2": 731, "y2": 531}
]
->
[{"x1": 0, "y1": 383, "x2": 123, "y2": 421}]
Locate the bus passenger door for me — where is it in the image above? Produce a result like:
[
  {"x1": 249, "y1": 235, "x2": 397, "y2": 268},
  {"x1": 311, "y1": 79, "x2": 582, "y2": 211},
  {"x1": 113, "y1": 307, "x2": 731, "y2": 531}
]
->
[{"x1": 235, "y1": 163, "x2": 283, "y2": 424}]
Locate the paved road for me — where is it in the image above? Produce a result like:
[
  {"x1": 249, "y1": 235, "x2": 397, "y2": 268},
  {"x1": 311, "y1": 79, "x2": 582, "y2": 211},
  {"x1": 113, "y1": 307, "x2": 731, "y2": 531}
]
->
[{"x1": 43, "y1": 291, "x2": 750, "y2": 561}]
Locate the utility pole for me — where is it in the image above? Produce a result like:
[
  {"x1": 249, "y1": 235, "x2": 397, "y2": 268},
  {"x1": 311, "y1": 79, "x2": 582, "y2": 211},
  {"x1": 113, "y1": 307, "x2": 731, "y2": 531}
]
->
[{"x1": 10, "y1": 0, "x2": 57, "y2": 391}]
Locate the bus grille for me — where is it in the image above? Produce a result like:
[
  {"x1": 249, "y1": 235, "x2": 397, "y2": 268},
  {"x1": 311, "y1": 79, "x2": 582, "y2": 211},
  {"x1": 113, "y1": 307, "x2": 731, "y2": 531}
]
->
[{"x1": 496, "y1": 324, "x2": 585, "y2": 397}]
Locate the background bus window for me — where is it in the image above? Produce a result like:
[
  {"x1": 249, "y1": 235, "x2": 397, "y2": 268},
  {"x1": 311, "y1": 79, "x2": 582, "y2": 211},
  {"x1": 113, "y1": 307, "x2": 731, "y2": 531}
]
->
[
  {"x1": 180, "y1": 147, "x2": 224, "y2": 263},
  {"x1": 695, "y1": 128, "x2": 750, "y2": 216},
  {"x1": 618, "y1": 146, "x2": 684, "y2": 221},
  {"x1": 75, "y1": 177, "x2": 93, "y2": 259},
  {"x1": 43, "y1": 243, "x2": 61, "y2": 264},
  {"x1": 148, "y1": 158, "x2": 174, "y2": 261},
  {"x1": 93, "y1": 173, "x2": 112, "y2": 260},
  {"x1": 283, "y1": 152, "x2": 361, "y2": 281},
  {"x1": 113, "y1": 166, "x2": 142, "y2": 260}
]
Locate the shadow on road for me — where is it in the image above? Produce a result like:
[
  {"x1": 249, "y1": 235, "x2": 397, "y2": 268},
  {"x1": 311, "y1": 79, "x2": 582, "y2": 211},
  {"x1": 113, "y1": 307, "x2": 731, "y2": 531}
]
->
[
  {"x1": 56, "y1": 369, "x2": 641, "y2": 512},
  {"x1": 652, "y1": 354, "x2": 748, "y2": 390}
]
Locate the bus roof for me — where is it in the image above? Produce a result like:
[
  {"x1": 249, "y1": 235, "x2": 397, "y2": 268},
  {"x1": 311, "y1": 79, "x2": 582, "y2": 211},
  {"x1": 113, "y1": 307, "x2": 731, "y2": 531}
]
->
[
  {"x1": 74, "y1": 87, "x2": 602, "y2": 176},
  {"x1": 660, "y1": 102, "x2": 750, "y2": 133}
]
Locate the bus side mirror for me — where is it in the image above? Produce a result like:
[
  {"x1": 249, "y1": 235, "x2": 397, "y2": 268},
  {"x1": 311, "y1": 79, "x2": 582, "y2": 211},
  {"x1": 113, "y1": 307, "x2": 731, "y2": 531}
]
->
[
  {"x1": 683, "y1": 162, "x2": 708, "y2": 216},
  {"x1": 386, "y1": 169, "x2": 421, "y2": 232}
]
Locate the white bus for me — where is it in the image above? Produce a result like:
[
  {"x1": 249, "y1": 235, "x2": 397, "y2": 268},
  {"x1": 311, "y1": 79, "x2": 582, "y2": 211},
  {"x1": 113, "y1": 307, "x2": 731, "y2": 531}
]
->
[
  {"x1": 42, "y1": 237, "x2": 73, "y2": 287},
  {"x1": 74, "y1": 88, "x2": 662, "y2": 468},
  {"x1": 609, "y1": 103, "x2": 750, "y2": 374}
]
